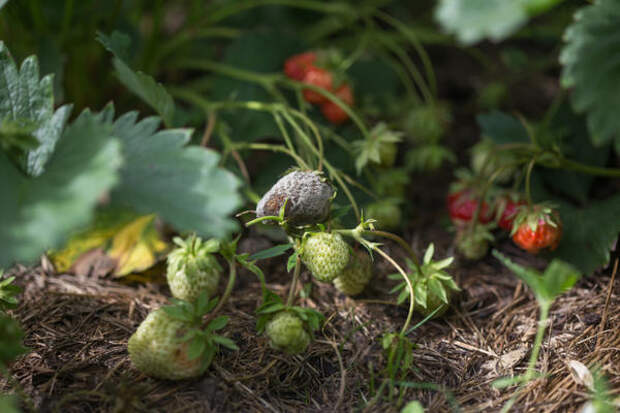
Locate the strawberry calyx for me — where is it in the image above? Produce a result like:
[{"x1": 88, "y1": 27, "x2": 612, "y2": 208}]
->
[
  {"x1": 455, "y1": 223, "x2": 495, "y2": 260},
  {"x1": 388, "y1": 243, "x2": 459, "y2": 318},
  {"x1": 510, "y1": 203, "x2": 560, "y2": 236}
]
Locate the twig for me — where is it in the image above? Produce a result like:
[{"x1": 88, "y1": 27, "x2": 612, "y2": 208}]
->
[{"x1": 597, "y1": 258, "x2": 618, "y2": 349}]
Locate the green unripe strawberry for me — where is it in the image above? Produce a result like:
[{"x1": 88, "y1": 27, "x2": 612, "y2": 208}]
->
[
  {"x1": 455, "y1": 225, "x2": 494, "y2": 260},
  {"x1": 128, "y1": 309, "x2": 205, "y2": 380},
  {"x1": 365, "y1": 200, "x2": 402, "y2": 230},
  {"x1": 167, "y1": 236, "x2": 221, "y2": 302},
  {"x1": 265, "y1": 311, "x2": 310, "y2": 354},
  {"x1": 301, "y1": 232, "x2": 350, "y2": 282},
  {"x1": 378, "y1": 141, "x2": 398, "y2": 168},
  {"x1": 470, "y1": 139, "x2": 516, "y2": 183},
  {"x1": 333, "y1": 251, "x2": 373, "y2": 296}
]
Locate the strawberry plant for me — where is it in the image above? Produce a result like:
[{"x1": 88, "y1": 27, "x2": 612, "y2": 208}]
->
[{"x1": 2, "y1": 1, "x2": 620, "y2": 411}]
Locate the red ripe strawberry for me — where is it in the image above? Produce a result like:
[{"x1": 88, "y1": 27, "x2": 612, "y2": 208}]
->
[
  {"x1": 512, "y1": 206, "x2": 562, "y2": 254},
  {"x1": 447, "y1": 190, "x2": 493, "y2": 226},
  {"x1": 320, "y1": 84, "x2": 354, "y2": 124},
  {"x1": 302, "y1": 66, "x2": 333, "y2": 104},
  {"x1": 497, "y1": 197, "x2": 526, "y2": 231},
  {"x1": 284, "y1": 52, "x2": 316, "y2": 81}
]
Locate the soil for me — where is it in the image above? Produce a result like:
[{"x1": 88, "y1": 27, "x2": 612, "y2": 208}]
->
[{"x1": 1, "y1": 227, "x2": 618, "y2": 412}]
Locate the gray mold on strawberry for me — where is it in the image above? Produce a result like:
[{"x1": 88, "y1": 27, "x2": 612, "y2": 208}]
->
[{"x1": 256, "y1": 170, "x2": 334, "y2": 225}]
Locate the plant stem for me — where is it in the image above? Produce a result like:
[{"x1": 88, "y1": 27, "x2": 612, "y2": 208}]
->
[
  {"x1": 206, "y1": 0, "x2": 352, "y2": 24},
  {"x1": 286, "y1": 254, "x2": 302, "y2": 306},
  {"x1": 557, "y1": 157, "x2": 620, "y2": 177},
  {"x1": 363, "y1": 230, "x2": 422, "y2": 274},
  {"x1": 233, "y1": 142, "x2": 310, "y2": 170},
  {"x1": 370, "y1": 246, "x2": 415, "y2": 335},
  {"x1": 210, "y1": 259, "x2": 237, "y2": 317},
  {"x1": 525, "y1": 302, "x2": 550, "y2": 382},
  {"x1": 524, "y1": 156, "x2": 537, "y2": 207}
]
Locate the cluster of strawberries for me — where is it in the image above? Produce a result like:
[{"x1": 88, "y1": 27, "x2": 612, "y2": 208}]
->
[
  {"x1": 283, "y1": 51, "x2": 354, "y2": 125},
  {"x1": 447, "y1": 187, "x2": 562, "y2": 255}
]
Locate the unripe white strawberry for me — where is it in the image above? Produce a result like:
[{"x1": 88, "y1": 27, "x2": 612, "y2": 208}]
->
[
  {"x1": 301, "y1": 232, "x2": 350, "y2": 282},
  {"x1": 256, "y1": 170, "x2": 334, "y2": 225},
  {"x1": 265, "y1": 311, "x2": 310, "y2": 354},
  {"x1": 167, "y1": 236, "x2": 221, "y2": 302},
  {"x1": 333, "y1": 251, "x2": 373, "y2": 296},
  {"x1": 128, "y1": 309, "x2": 205, "y2": 380}
]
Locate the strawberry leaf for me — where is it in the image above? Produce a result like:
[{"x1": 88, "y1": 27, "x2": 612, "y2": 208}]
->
[
  {"x1": 249, "y1": 243, "x2": 293, "y2": 260},
  {"x1": 187, "y1": 337, "x2": 207, "y2": 361},
  {"x1": 560, "y1": 0, "x2": 620, "y2": 154},
  {"x1": 94, "y1": 105, "x2": 242, "y2": 240},
  {"x1": 286, "y1": 251, "x2": 298, "y2": 273},
  {"x1": 207, "y1": 316, "x2": 229, "y2": 332},
  {"x1": 477, "y1": 111, "x2": 529, "y2": 145},
  {"x1": 435, "y1": 0, "x2": 564, "y2": 45},
  {"x1": 0, "y1": 42, "x2": 72, "y2": 176},
  {"x1": 212, "y1": 335, "x2": 239, "y2": 350},
  {"x1": 0, "y1": 313, "x2": 28, "y2": 369},
  {"x1": 98, "y1": 32, "x2": 175, "y2": 127},
  {"x1": 0, "y1": 111, "x2": 122, "y2": 267},
  {"x1": 551, "y1": 194, "x2": 620, "y2": 274},
  {"x1": 541, "y1": 260, "x2": 580, "y2": 300}
]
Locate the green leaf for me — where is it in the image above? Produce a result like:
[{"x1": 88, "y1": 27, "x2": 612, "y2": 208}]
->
[
  {"x1": 435, "y1": 0, "x2": 564, "y2": 45},
  {"x1": 477, "y1": 111, "x2": 529, "y2": 145},
  {"x1": 211, "y1": 33, "x2": 298, "y2": 142},
  {"x1": 0, "y1": 1, "x2": 8, "y2": 11},
  {"x1": 551, "y1": 194, "x2": 620, "y2": 274},
  {"x1": 401, "y1": 400, "x2": 425, "y2": 413},
  {"x1": 537, "y1": 104, "x2": 610, "y2": 203},
  {"x1": 492, "y1": 375, "x2": 526, "y2": 389},
  {"x1": 0, "y1": 313, "x2": 28, "y2": 369},
  {"x1": 0, "y1": 274, "x2": 20, "y2": 312},
  {"x1": 414, "y1": 282, "x2": 427, "y2": 309},
  {"x1": 0, "y1": 42, "x2": 72, "y2": 176},
  {"x1": 249, "y1": 243, "x2": 293, "y2": 260},
  {"x1": 207, "y1": 315, "x2": 229, "y2": 332},
  {"x1": 492, "y1": 250, "x2": 547, "y2": 302},
  {"x1": 0, "y1": 111, "x2": 121, "y2": 267},
  {"x1": 541, "y1": 260, "x2": 580, "y2": 299},
  {"x1": 0, "y1": 395, "x2": 20, "y2": 413},
  {"x1": 0, "y1": 119, "x2": 39, "y2": 152},
  {"x1": 98, "y1": 32, "x2": 175, "y2": 127},
  {"x1": 428, "y1": 278, "x2": 449, "y2": 305},
  {"x1": 97, "y1": 106, "x2": 242, "y2": 240},
  {"x1": 162, "y1": 305, "x2": 193, "y2": 322},
  {"x1": 212, "y1": 335, "x2": 239, "y2": 350},
  {"x1": 256, "y1": 302, "x2": 285, "y2": 315},
  {"x1": 195, "y1": 291, "x2": 210, "y2": 316},
  {"x1": 560, "y1": 0, "x2": 620, "y2": 154},
  {"x1": 286, "y1": 251, "x2": 298, "y2": 273},
  {"x1": 187, "y1": 337, "x2": 207, "y2": 360}
]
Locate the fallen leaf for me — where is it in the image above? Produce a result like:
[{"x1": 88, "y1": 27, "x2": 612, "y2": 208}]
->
[
  {"x1": 567, "y1": 360, "x2": 594, "y2": 391},
  {"x1": 108, "y1": 214, "x2": 167, "y2": 276}
]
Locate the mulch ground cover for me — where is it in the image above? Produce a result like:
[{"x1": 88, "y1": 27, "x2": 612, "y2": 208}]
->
[{"x1": 2, "y1": 229, "x2": 617, "y2": 412}]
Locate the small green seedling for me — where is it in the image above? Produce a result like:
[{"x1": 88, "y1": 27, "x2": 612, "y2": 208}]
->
[{"x1": 492, "y1": 250, "x2": 581, "y2": 411}]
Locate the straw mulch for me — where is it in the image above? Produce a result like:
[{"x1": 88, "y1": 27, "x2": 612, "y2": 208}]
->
[{"x1": 1, "y1": 240, "x2": 618, "y2": 413}]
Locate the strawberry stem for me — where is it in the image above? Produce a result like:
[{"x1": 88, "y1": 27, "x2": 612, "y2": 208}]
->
[
  {"x1": 365, "y1": 230, "x2": 422, "y2": 275},
  {"x1": 524, "y1": 156, "x2": 537, "y2": 207},
  {"x1": 286, "y1": 254, "x2": 302, "y2": 306},
  {"x1": 207, "y1": 258, "x2": 237, "y2": 321}
]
